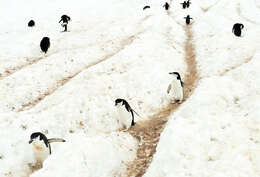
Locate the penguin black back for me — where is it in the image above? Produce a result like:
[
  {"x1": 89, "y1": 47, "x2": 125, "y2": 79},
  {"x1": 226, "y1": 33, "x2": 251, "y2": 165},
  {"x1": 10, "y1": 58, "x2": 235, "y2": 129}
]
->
[
  {"x1": 181, "y1": 1, "x2": 187, "y2": 9},
  {"x1": 40, "y1": 37, "x2": 50, "y2": 53},
  {"x1": 60, "y1": 15, "x2": 71, "y2": 23},
  {"x1": 232, "y1": 23, "x2": 244, "y2": 37},
  {"x1": 163, "y1": 2, "x2": 170, "y2": 10},
  {"x1": 186, "y1": 0, "x2": 191, "y2": 8},
  {"x1": 184, "y1": 15, "x2": 192, "y2": 25},
  {"x1": 28, "y1": 20, "x2": 35, "y2": 27}
]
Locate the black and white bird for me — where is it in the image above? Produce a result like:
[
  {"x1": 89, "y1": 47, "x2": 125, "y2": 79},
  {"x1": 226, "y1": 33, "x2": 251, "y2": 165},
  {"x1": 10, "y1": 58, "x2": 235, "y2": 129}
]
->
[
  {"x1": 186, "y1": 0, "x2": 191, "y2": 8},
  {"x1": 59, "y1": 15, "x2": 71, "y2": 32},
  {"x1": 40, "y1": 37, "x2": 50, "y2": 54},
  {"x1": 181, "y1": 1, "x2": 187, "y2": 9},
  {"x1": 167, "y1": 72, "x2": 184, "y2": 103},
  {"x1": 184, "y1": 15, "x2": 193, "y2": 25},
  {"x1": 28, "y1": 20, "x2": 35, "y2": 27},
  {"x1": 29, "y1": 132, "x2": 65, "y2": 165},
  {"x1": 115, "y1": 98, "x2": 139, "y2": 129},
  {"x1": 232, "y1": 23, "x2": 244, "y2": 37},
  {"x1": 163, "y1": 2, "x2": 170, "y2": 10}
]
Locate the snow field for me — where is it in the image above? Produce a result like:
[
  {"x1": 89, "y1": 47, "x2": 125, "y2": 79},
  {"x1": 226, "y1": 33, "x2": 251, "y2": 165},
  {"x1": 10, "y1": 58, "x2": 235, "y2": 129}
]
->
[
  {"x1": 0, "y1": 0, "x2": 188, "y2": 176},
  {"x1": 145, "y1": 0, "x2": 260, "y2": 176}
]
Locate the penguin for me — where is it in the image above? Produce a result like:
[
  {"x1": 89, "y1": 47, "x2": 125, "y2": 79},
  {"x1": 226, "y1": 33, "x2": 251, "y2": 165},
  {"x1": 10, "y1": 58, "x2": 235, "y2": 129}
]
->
[
  {"x1": 163, "y1": 2, "x2": 170, "y2": 10},
  {"x1": 28, "y1": 20, "x2": 35, "y2": 27},
  {"x1": 167, "y1": 72, "x2": 184, "y2": 103},
  {"x1": 29, "y1": 132, "x2": 65, "y2": 166},
  {"x1": 40, "y1": 37, "x2": 50, "y2": 54},
  {"x1": 184, "y1": 15, "x2": 193, "y2": 25},
  {"x1": 59, "y1": 15, "x2": 71, "y2": 32},
  {"x1": 181, "y1": 1, "x2": 187, "y2": 9},
  {"x1": 143, "y1": 5, "x2": 150, "y2": 10},
  {"x1": 115, "y1": 98, "x2": 139, "y2": 129},
  {"x1": 186, "y1": 0, "x2": 191, "y2": 8},
  {"x1": 232, "y1": 23, "x2": 244, "y2": 37}
]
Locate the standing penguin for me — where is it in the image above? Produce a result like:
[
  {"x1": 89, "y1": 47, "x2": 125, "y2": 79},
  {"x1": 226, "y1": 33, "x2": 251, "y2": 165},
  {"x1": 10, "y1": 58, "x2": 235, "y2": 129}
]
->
[
  {"x1": 232, "y1": 23, "x2": 244, "y2": 37},
  {"x1": 184, "y1": 15, "x2": 193, "y2": 25},
  {"x1": 186, "y1": 0, "x2": 191, "y2": 8},
  {"x1": 115, "y1": 98, "x2": 139, "y2": 129},
  {"x1": 59, "y1": 15, "x2": 71, "y2": 32},
  {"x1": 167, "y1": 72, "x2": 184, "y2": 103},
  {"x1": 29, "y1": 132, "x2": 65, "y2": 167},
  {"x1": 181, "y1": 1, "x2": 187, "y2": 9},
  {"x1": 163, "y1": 2, "x2": 170, "y2": 10},
  {"x1": 28, "y1": 20, "x2": 35, "y2": 27},
  {"x1": 40, "y1": 37, "x2": 50, "y2": 54}
]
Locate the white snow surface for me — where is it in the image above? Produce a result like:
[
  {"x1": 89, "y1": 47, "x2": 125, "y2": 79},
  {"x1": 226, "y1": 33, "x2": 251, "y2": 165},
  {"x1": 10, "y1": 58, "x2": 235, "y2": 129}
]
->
[
  {"x1": 145, "y1": 0, "x2": 260, "y2": 177},
  {"x1": 0, "y1": 0, "x2": 259, "y2": 176}
]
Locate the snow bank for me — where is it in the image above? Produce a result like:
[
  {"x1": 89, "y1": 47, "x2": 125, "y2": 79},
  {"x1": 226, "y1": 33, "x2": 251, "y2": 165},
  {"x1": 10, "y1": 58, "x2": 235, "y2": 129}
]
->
[
  {"x1": 145, "y1": 0, "x2": 260, "y2": 175},
  {"x1": 30, "y1": 132, "x2": 137, "y2": 177},
  {"x1": 145, "y1": 52, "x2": 260, "y2": 177}
]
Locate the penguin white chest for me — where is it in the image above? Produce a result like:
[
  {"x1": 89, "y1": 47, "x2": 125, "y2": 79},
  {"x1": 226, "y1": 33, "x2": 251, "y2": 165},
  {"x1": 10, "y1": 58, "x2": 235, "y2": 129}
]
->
[
  {"x1": 168, "y1": 79, "x2": 183, "y2": 103},
  {"x1": 32, "y1": 140, "x2": 49, "y2": 163},
  {"x1": 117, "y1": 106, "x2": 132, "y2": 129}
]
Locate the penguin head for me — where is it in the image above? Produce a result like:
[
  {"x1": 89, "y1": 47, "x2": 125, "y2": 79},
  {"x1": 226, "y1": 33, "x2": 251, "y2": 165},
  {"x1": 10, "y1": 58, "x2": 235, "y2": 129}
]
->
[
  {"x1": 240, "y1": 24, "x2": 244, "y2": 29},
  {"x1": 29, "y1": 132, "x2": 49, "y2": 148},
  {"x1": 169, "y1": 72, "x2": 182, "y2": 80},
  {"x1": 115, "y1": 98, "x2": 126, "y2": 106},
  {"x1": 42, "y1": 37, "x2": 50, "y2": 42}
]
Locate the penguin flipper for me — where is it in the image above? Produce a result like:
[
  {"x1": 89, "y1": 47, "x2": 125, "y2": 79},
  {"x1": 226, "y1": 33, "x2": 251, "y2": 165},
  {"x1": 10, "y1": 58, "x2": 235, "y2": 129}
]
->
[
  {"x1": 48, "y1": 143, "x2": 52, "y2": 154},
  {"x1": 130, "y1": 110, "x2": 135, "y2": 126},
  {"x1": 48, "y1": 138, "x2": 66, "y2": 143}
]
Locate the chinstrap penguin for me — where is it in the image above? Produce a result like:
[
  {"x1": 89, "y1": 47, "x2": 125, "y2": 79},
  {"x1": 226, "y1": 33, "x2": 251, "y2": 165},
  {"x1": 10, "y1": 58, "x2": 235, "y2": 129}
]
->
[
  {"x1": 232, "y1": 23, "x2": 244, "y2": 37},
  {"x1": 29, "y1": 132, "x2": 65, "y2": 167},
  {"x1": 28, "y1": 20, "x2": 35, "y2": 27},
  {"x1": 40, "y1": 37, "x2": 50, "y2": 54},
  {"x1": 184, "y1": 15, "x2": 193, "y2": 25},
  {"x1": 167, "y1": 72, "x2": 184, "y2": 103},
  {"x1": 163, "y1": 2, "x2": 170, "y2": 10},
  {"x1": 59, "y1": 15, "x2": 71, "y2": 32},
  {"x1": 115, "y1": 98, "x2": 139, "y2": 129}
]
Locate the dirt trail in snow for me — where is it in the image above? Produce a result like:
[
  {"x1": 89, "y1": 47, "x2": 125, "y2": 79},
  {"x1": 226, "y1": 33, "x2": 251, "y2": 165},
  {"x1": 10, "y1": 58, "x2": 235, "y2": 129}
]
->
[
  {"x1": 18, "y1": 31, "x2": 143, "y2": 112},
  {"x1": 0, "y1": 56, "x2": 44, "y2": 80},
  {"x1": 220, "y1": 56, "x2": 253, "y2": 76},
  {"x1": 125, "y1": 25, "x2": 198, "y2": 177}
]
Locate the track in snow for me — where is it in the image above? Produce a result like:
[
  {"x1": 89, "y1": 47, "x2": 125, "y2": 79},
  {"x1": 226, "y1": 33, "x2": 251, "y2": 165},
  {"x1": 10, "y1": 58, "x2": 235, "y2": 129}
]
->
[
  {"x1": 220, "y1": 56, "x2": 253, "y2": 76},
  {"x1": 0, "y1": 56, "x2": 44, "y2": 80},
  {"x1": 18, "y1": 30, "x2": 145, "y2": 112},
  {"x1": 125, "y1": 25, "x2": 198, "y2": 177}
]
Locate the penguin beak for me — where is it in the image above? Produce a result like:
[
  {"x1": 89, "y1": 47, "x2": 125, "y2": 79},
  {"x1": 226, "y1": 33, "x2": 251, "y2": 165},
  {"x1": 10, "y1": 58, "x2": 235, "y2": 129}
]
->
[{"x1": 29, "y1": 139, "x2": 33, "y2": 144}]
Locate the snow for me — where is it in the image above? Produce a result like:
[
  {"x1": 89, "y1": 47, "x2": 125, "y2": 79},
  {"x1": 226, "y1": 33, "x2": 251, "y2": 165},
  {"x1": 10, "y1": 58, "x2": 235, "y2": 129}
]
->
[
  {"x1": 0, "y1": 0, "x2": 260, "y2": 176},
  {"x1": 144, "y1": 0, "x2": 260, "y2": 177}
]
